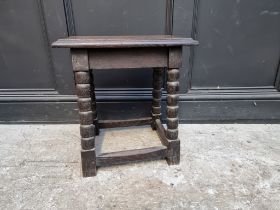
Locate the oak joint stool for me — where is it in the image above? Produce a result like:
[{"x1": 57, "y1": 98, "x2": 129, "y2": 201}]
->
[{"x1": 52, "y1": 35, "x2": 198, "y2": 177}]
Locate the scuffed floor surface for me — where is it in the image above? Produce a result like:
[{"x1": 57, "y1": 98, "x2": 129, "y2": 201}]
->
[{"x1": 0, "y1": 124, "x2": 279, "y2": 210}]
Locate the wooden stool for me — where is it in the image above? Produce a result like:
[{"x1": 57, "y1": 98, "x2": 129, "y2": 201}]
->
[{"x1": 52, "y1": 35, "x2": 198, "y2": 177}]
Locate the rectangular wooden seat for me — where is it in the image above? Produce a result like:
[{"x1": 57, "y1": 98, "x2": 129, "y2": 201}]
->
[{"x1": 52, "y1": 35, "x2": 199, "y2": 48}]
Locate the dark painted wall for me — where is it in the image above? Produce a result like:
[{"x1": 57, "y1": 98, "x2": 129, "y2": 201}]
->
[{"x1": 0, "y1": 0, "x2": 280, "y2": 123}]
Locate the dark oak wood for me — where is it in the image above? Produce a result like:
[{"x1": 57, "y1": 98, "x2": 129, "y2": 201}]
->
[
  {"x1": 167, "y1": 95, "x2": 179, "y2": 106},
  {"x1": 76, "y1": 84, "x2": 91, "y2": 98},
  {"x1": 166, "y1": 67, "x2": 180, "y2": 140},
  {"x1": 96, "y1": 146, "x2": 167, "y2": 167},
  {"x1": 167, "y1": 140, "x2": 180, "y2": 165},
  {"x1": 74, "y1": 71, "x2": 91, "y2": 84},
  {"x1": 167, "y1": 81, "x2": 180, "y2": 93},
  {"x1": 151, "y1": 68, "x2": 164, "y2": 129},
  {"x1": 71, "y1": 49, "x2": 89, "y2": 71},
  {"x1": 73, "y1": 51, "x2": 97, "y2": 176},
  {"x1": 89, "y1": 48, "x2": 168, "y2": 69},
  {"x1": 81, "y1": 137, "x2": 95, "y2": 150},
  {"x1": 80, "y1": 124, "x2": 95, "y2": 138},
  {"x1": 99, "y1": 117, "x2": 152, "y2": 129},
  {"x1": 77, "y1": 98, "x2": 96, "y2": 112},
  {"x1": 89, "y1": 71, "x2": 99, "y2": 135},
  {"x1": 166, "y1": 106, "x2": 179, "y2": 118},
  {"x1": 52, "y1": 35, "x2": 199, "y2": 48},
  {"x1": 79, "y1": 111, "x2": 94, "y2": 125},
  {"x1": 166, "y1": 48, "x2": 181, "y2": 165},
  {"x1": 166, "y1": 129, "x2": 179, "y2": 140},
  {"x1": 166, "y1": 118, "x2": 179, "y2": 129},
  {"x1": 155, "y1": 119, "x2": 169, "y2": 147},
  {"x1": 167, "y1": 69, "x2": 180, "y2": 82},
  {"x1": 168, "y1": 47, "x2": 183, "y2": 69},
  {"x1": 52, "y1": 35, "x2": 197, "y2": 176},
  {"x1": 81, "y1": 149, "x2": 96, "y2": 177}
]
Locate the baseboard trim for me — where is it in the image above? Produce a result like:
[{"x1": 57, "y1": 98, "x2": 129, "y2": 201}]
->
[{"x1": 1, "y1": 99, "x2": 279, "y2": 123}]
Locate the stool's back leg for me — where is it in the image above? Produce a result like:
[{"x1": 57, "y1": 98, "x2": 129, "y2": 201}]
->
[
  {"x1": 90, "y1": 71, "x2": 99, "y2": 135},
  {"x1": 151, "y1": 68, "x2": 164, "y2": 130},
  {"x1": 72, "y1": 49, "x2": 97, "y2": 177}
]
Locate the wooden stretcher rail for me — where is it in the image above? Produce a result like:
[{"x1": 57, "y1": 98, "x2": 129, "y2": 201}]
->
[
  {"x1": 99, "y1": 117, "x2": 153, "y2": 128},
  {"x1": 155, "y1": 119, "x2": 170, "y2": 146},
  {"x1": 96, "y1": 146, "x2": 167, "y2": 167}
]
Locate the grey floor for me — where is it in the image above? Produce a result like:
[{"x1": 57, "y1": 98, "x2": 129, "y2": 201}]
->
[{"x1": 0, "y1": 124, "x2": 279, "y2": 210}]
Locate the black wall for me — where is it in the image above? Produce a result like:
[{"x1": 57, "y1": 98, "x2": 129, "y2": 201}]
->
[{"x1": 0, "y1": 0, "x2": 280, "y2": 123}]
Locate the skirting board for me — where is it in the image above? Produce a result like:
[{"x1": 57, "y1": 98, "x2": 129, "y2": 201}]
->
[{"x1": 0, "y1": 100, "x2": 280, "y2": 123}]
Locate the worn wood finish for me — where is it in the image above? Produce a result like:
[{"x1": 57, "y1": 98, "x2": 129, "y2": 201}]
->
[
  {"x1": 166, "y1": 118, "x2": 179, "y2": 129},
  {"x1": 77, "y1": 98, "x2": 95, "y2": 112},
  {"x1": 71, "y1": 49, "x2": 89, "y2": 71},
  {"x1": 79, "y1": 111, "x2": 94, "y2": 125},
  {"x1": 80, "y1": 124, "x2": 95, "y2": 138},
  {"x1": 167, "y1": 105, "x2": 179, "y2": 117},
  {"x1": 151, "y1": 68, "x2": 164, "y2": 129},
  {"x1": 76, "y1": 84, "x2": 91, "y2": 98},
  {"x1": 166, "y1": 68, "x2": 180, "y2": 140},
  {"x1": 155, "y1": 119, "x2": 169, "y2": 146},
  {"x1": 52, "y1": 35, "x2": 196, "y2": 176},
  {"x1": 73, "y1": 51, "x2": 97, "y2": 176},
  {"x1": 99, "y1": 117, "x2": 152, "y2": 129},
  {"x1": 89, "y1": 71, "x2": 99, "y2": 135},
  {"x1": 168, "y1": 47, "x2": 182, "y2": 69},
  {"x1": 166, "y1": 140, "x2": 180, "y2": 165},
  {"x1": 81, "y1": 149, "x2": 96, "y2": 177},
  {"x1": 96, "y1": 146, "x2": 167, "y2": 167},
  {"x1": 81, "y1": 137, "x2": 95, "y2": 150},
  {"x1": 166, "y1": 47, "x2": 181, "y2": 165},
  {"x1": 52, "y1": 35, "x2": 199, "y2": 48},
  {"x1": 167, "y1": 95, "x2": 179, "y2": 106},
  {"x1": 89, "y1": 48, "x2": 168, "y2": 69},
  {"x1": 154, "y1": 118, "x2": 180, "y2": 164},
  {"x1": 166, "y1": 129, "x2": 179, "y2": 140}
]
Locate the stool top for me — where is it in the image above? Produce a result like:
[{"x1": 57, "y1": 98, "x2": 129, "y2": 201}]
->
[{"x1": 52, "y1": 35, "x2": 198, "y2": 48}]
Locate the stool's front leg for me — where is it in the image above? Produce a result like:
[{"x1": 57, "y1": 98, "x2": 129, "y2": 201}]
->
[
  {"x1": 151, "y1": 68, "x2": 163, "y2": 129},
  {"x1": 166, "y1": 47, "x2": 181, "y2": 165},
  {"x1": 72, "y1": 49, "x2": 97, "y2": 177}
]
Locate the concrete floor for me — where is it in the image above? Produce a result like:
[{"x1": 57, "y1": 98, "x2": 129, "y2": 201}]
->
[{"x1": 0, "y1": 124, "x2": 279, "y2": 210}]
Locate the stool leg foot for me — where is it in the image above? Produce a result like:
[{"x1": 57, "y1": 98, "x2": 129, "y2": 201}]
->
[
  {"x1": 151, "y1": 68, "x2": 163, "y2": 130},
  {"x1": 166, "y1": 140, "x2": 180, "y2": 165},
  {"x1": 166, "y1": 68, "x2": 180, "y2": 165},
  {"x1": 81, "y1": 149, "x2": 97, "y2": 177}
]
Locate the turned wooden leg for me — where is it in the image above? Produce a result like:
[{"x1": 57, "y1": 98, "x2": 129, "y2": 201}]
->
[
  {"x1": 75, "y1": 70, "x2": 97, "y2": 177},
  {"x1": 151, "y1": 68, "x2": 164, "y2": 130},
  {"x1": 90, "y1": 71, "x2": 99, "y2": 135},
  {"x1": 166, "y1": 68, "x2": 180, "y2": 164}
]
